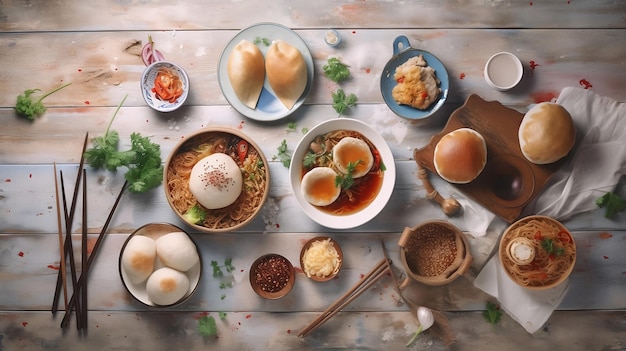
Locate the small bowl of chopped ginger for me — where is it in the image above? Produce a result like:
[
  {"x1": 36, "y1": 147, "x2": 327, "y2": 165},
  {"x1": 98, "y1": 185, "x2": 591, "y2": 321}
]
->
[
  {"x1": 141, "y1": 60, "x2": 189, "y2": 112},
  {"x1": 300, "y1": 236, "x2": 343, "y2": 282}
]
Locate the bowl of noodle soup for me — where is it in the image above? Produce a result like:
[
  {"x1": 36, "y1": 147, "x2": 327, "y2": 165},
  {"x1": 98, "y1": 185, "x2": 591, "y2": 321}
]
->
[
  {"x1": 164, "y1": 127, "x2": 270, "y2": 233},
  {"x1": 499, "y1": 215, "x2": 576, "y2": 290},
  {"x1": 289, "y1": 118, "x2": 396, "y2": 229}
]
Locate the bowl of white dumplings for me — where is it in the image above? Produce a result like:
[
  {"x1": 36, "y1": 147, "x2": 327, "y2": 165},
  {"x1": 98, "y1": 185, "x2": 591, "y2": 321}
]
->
[{"x1": 119, "y1": 222, "x2": 202, "y2": 307}]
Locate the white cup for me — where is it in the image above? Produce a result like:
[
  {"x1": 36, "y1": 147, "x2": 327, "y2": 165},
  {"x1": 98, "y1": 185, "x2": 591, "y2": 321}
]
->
[{"x1": 484, "y1": 52, "x2": 523, "y2": 91}]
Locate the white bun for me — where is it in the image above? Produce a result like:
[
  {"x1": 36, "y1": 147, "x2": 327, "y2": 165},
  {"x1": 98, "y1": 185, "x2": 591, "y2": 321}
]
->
[
  {"x1": 332, "y1": 137, "x2": 374, "y2": 178},
  {"x1": 227, "y1": 40, "x2": 265, "y2": 109},
  {"x1": 121, "y1": 235, "x2": 156, "y2": 284},
  {"x1": 519, "y1": 102, "x2": 575, "y2": 164},
  {"x1": 433, "y1": 128, "x2": 487, "y2": 184},
  {"x1": 301, "y1": 167, "x2": 341, "y2": 207},
  {"x1": 265, "y1": 40, "x2": 307, "y2": 109},
  {"x1": 189, "y1": 153, "x2": 243, "y2": 209},
  {"x1": 146, "y1": 267, "x2": 190, "y2": 306},
  {"x1": 156, "y1": 231, "x2": 199, "y2": 272}
]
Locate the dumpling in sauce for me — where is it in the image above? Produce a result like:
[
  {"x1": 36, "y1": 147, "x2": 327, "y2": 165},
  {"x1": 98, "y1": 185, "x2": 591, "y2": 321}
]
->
[
  {"x1": 265, "y1": 40, "x2": 307, "y2": 110},
  {"x1": 227, "y1": 40, "x2": 265, "y2": 109}
]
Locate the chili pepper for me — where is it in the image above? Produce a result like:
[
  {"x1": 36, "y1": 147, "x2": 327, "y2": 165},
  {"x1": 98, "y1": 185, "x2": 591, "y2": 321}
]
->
[
  {"x1": 533, "y1": 231, "x2": 543, "y2": 241},
  {"x1": 237, "y1": 140, "x2": 249, "y2": 164},
  {"x1": 557, "y1": 230, "x2": 571, "y2": 243}
]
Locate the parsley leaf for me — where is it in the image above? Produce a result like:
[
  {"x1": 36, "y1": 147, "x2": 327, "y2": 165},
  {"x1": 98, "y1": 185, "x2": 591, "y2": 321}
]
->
[
  {"x1": 303, "y1": 151, "x2": 317, "y2": 168},
  {"x1": 323, "y1": 57, "x2": 351, "y2": 83},
  {"x1": 273, "y1": 139, "x2": 291, "y2": 168},
  {"x1": 540, "y1": 238, "x2": 565, "y2": 256},
  {"x1": 15, "y1": 83, "x2": 72, "y2": 120},
  {"x1": 335, "y1": 161, "x2": 360, "y2": 190},
  {"x1": 483, "y1": 302, "x2": 502, "y2": 329},
  {"x1": 198, "y1": 315, "x2": 217, "y2": 338},
  {"x1": 596, "y1": 192, "x2": 626, "y2": 219},
  {"x1": 331, "y1": 88, "x2": 357, "y2": 115}
]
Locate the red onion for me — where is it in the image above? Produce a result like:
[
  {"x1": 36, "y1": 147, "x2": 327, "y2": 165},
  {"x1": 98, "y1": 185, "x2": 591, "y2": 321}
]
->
[{"x1": 141, "y1": 36, "x2": 165, "y2": 66}]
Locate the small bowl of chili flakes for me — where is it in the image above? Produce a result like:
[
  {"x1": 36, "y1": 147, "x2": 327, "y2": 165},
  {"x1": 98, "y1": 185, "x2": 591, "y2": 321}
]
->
[
  {"x1": 249, "y1": 253, "x2": 296, "y2": 299},
  {"x1": 141, "y1": 60, "x2": 189, "y2": 112},
  {"x1": 398, "y1": 220, "x2": 473, "y2": 286}
]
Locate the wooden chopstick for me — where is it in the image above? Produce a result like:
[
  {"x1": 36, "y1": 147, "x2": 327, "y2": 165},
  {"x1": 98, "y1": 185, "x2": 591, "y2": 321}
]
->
[
  {"x1": 80, "y1": 170, "x2": 88, "y2": 329},
  {"x1": 60, "y1": 181, "x2": 128, "y2": 329},
  {"x1": 52, "y1": 163, "x2": 68, "y2": 312},
  {"x1": 297, "y1": 257, "x2": 391, "y2": 337},
  {"x1": 57, "y1": 171, "x2": 82, "y2": 330},
  {"x1": 52, "y1": 133, "x2": 89, "y2": 315}
]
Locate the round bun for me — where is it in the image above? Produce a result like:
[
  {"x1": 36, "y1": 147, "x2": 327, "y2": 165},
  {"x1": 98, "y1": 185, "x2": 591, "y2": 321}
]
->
[
  {"x1": 146, "y1": 267, "x2": 190, "y2": 306},
  {"x1": 433, "y1": 128, "x2": 487, "y2": 184},
  {"x1": 519, "y1": 102, "x2": 575, "y2": 164},
  {"x1": 189, "y1": 153, "x2": 243, "y2": 209},
  {"x1": 121, "y1": 235, "x2": 156, "y2": 284},
  {"x1": 155, "y1": 231, "x2": 200, "y2": 272}
]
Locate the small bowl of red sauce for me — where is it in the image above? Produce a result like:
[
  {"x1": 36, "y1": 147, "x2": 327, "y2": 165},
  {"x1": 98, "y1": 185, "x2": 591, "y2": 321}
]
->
[
  {"x1": 249, "y1": 253, "x2": 295, "y2": 299},
  {"x1": 141, "y1": 60, "x2": 189, "y2": 112}
]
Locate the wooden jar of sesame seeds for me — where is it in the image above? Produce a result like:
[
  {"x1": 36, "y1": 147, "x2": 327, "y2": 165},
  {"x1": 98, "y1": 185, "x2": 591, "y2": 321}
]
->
[{"x1": 398, "y1": 220, "x2": 473, "y2": 286}]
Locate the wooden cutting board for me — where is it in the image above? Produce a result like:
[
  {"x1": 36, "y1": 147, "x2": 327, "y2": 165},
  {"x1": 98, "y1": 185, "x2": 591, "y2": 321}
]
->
[{"x1": 413, "y1": 94, "x2": 564, "y2": 223}]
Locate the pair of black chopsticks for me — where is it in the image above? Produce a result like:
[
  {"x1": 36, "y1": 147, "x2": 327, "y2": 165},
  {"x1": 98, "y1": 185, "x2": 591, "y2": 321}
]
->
[{"x1": 51, "y1": 132, "x2": 128, "y2": 330}]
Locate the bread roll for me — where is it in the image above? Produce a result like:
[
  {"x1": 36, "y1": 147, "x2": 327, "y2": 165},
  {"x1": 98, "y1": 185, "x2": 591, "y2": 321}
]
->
[
  {"x1": 146, "y1": 267, "x2": 190, "y2": 306},
  {"x1": 156, "y1": 232, "x2": 200, "y2": 272},
  {"x1": 227, "y1": 40, "x2": 265, "y2": 109},
  {"x1": 265, "y1": 40, "x2": 307, "y2": 109},
  {"x1": 519, "y1": 102, "x2": 575, "y2": 164},
  {"x1": 121, "y1": 235, "x2": 156, "y2": 284},
  {"x1": 433, "y1": 128, "x2": 487, "y2": 184}
]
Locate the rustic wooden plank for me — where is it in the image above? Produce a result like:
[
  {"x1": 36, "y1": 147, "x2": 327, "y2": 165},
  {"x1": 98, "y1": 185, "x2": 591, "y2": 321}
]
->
[
  {"x1": 0, "y1": 0, "x2": 625, "y2": 32},
  {"x1": 1, "y1": 29, "x2": 624, "y2": 110}
]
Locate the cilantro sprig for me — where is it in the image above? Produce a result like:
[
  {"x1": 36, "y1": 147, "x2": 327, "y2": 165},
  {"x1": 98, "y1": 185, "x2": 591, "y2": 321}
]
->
[
  {"x1": 15, "y1": 82, "x2": 72, "y2": 120},
  {"x1": 211, "y1": 258, "x2": 235, "y2": 278},
  {"x1": 274, "y1": 139, "x2": 292, "y2": 168},
  {"x1": 323, "y1": 57, "x2": 351, "y2": 83},
  {"x1": 84, "y1": 95, "x2": 163, "y2": 193},
  {"x1": 483, "y1": 301, "x2": 502, "y2": 330},
  {"x1": 332, "y1": 88, "x2": 357, "y2": 115},
  {"x1": 540, "y1": 238, "x2": 565, "y2": 257},
  {"x1": 335, "y1": 160, "x2": 361, "y2": 190},
  {"x1": 596, "y1": 192, "x2": 626, "y2": 219}
]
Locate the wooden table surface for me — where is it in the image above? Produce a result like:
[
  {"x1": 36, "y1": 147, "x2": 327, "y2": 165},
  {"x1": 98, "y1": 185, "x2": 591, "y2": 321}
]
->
[{"x1": 1, "y1": 1, "x2": 625, "y2": 350}]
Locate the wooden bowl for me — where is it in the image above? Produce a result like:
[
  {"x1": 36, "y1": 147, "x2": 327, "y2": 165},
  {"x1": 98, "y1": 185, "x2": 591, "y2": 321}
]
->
[
  {"x1": 499, "y1": 215, "x2": 576, "y2": 290},
  {"x1": 249, "y1": 254, "x2": 296, "y2": 299},
  {"x1": 300, "y1": 236, "x2": 343, "y2": 282},
  {"x1": 163, "y1": 127, "x2": 270, "y2": 233},
  {"x1": 398, "y1": 220, "x2": 472, "y2": 286}
]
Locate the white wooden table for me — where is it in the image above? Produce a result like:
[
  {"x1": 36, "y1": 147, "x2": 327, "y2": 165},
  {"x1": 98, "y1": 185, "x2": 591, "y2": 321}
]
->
[{"x1": 1, "y1": 1, "x2": 625, "y2": 350}]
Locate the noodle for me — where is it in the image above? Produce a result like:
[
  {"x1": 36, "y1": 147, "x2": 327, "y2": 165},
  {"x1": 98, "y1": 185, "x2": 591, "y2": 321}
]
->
[
  {"x1": 302, "y1": 130, "x2": 384, "y2": 215},
  {"x1": 500, "y1": 217, "x2": 575, "y2": 287},
  {"x1": 166, "y1": 132, "x2": 268, "y2": 230}
]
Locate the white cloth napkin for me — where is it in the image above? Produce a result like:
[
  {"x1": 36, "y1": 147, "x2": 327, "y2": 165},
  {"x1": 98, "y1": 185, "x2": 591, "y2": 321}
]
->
[
  {"x1": 524, "y1": 87, "x2": 626, "y2": 219},
  {"x1": 474, "y1": 87, "x2": 626, "y2": 333}
]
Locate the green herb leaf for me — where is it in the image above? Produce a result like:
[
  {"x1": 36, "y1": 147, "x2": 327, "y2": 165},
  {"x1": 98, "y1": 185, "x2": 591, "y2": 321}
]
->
[
  {"x1": 219, "y1": 312, "x2": 227, "y2": 320},
  {"x1": 331, "y1": 88, "x2": 357, "y2": 115},
  {"x1": 540, "y1": 238, "x2": 565, "y2": 256},
  {"x1": 273, "y1": 139, "x2": 291, "y2": 168},
  {"x1": 483, "y1": 302, "x2": 502, "y2": 328},
  {"x1": 596, "y1": 192, "x2": 626, "y2": 219},
  {"x1": 335, "y1": 161, "x2": 360, "y2": 190},
  {"x1": 323, "y1": 57, "x2": 351, "y2": 83},
  {"x1": 253, "y1": 36, "x2": 271, "y2": 46},
  {"x1": 15, "y1": 83, "x2": 72, "y2": 120},
  {"x1": 211, "y1": 260, "x2": 223, "y2": 277},
  {"x1": 286, "y1": 121, "x2": 297, "y2": 132},
  {"x1": 198, "y1": 315, "x2": 218, "y2": 338},
  {"x1": 303, "y1": 151, "x2": 317, "y2": 168}
]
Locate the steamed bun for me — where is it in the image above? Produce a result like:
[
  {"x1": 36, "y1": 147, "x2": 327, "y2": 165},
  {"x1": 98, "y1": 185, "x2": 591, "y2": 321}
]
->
[
  {"x1": 265, "y1": 40, "x2": 307, "y2": 109},
  {"x1": 156, "y1": 232, "x2": 200, "y2": 272},
  {"x1": 518, "y1": 102, "x2": 576, "y2": 164},
  {"x1": 121, "y1": 235, "x2": 156, "y2": 284},
  {"x1": 146, "y1": 267, "x2": 190, "y2": 306},
  {"x1": 227, "y1": 40, "x2": 265, "y2": 109},
  {"x1": 189, "y1": 153, "x2": 243, "y2": 209}
]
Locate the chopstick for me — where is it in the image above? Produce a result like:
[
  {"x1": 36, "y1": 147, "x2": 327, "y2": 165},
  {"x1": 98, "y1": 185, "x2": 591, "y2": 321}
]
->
[
  {"x1": 80, "y1": 170, "x2": 88, "y2": 329},
  {"x1": 58, "y1": 171, "x2": 82, "y2": 330},
  {"x1": 51, "y1": 133, "x2": 89, "y2": 316},
  {"x1": 52, "y1": 163, "x2": 68, "y2": 312},
  {"x1": 60, "y1": 180, "x2": 128, "y2": 329},
  {"x1": 297, "y1": 257, "x2": 391, "y2": 337}
]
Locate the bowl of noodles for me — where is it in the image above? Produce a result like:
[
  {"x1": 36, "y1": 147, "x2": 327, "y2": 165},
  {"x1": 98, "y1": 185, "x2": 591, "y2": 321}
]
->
[
  {"x1": 289, "y1": 118, "x2": 396, "y2": 229},
  {"x1": 499, "y1": 215, "x2": 576, "y2": 290},
  {"x1": 164, "y1": 127, "x2": 270, "y2": 233}
]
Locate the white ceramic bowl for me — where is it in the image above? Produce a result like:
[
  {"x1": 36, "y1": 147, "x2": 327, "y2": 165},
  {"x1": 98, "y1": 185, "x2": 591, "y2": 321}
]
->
[
  {"x1": 118, "y1": 222, "x2": 202, "y2": 307},
  {"x1": 141, "y1": 61, "x2": 190, "y2": 112},
  {"x1": 289, "y1": 118, "x2": 396, "y2": 229},
  {"x1": 484, "y1": 52, "x2": 523, "y2": 91}
]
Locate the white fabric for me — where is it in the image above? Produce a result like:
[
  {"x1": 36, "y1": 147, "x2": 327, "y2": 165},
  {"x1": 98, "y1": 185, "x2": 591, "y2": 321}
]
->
[{"x1": 474, "y1": 87, "x2": 625, "y2": 333}]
